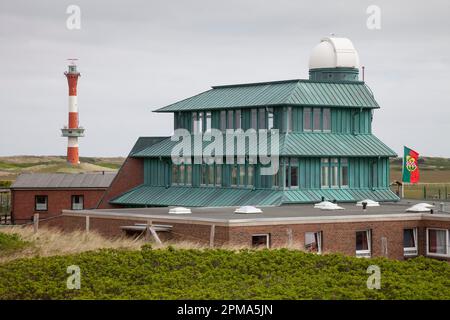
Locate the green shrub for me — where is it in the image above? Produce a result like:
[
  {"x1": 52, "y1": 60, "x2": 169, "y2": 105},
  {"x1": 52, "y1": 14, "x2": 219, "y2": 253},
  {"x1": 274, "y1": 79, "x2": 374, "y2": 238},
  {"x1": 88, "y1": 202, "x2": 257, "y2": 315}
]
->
[
  {"x1": 0, "y1": 233, "x2": 29, "y2": 255},
  {"x1": 0, "y1": 248, "x2": 449, "y2": 300}
]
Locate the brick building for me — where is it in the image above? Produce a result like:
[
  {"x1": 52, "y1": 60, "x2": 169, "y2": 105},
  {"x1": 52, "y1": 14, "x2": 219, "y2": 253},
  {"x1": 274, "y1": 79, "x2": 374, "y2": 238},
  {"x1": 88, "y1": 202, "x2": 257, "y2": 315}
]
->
[{"x1": 10, "y1": 172, "x2": 115, "y2": 224}]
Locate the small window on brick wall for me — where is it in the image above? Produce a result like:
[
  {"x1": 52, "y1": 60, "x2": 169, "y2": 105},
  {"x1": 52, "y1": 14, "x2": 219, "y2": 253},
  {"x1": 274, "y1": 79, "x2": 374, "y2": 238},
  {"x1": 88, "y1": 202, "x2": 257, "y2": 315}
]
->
[
  {"x1": 71, "y1": 195, "x2": 84, "y2": 210},
  {"x1": 305, "y1": 231, "x2": 322, "y2": 254},
  {"x1": 35, "y1": 195, "x2": 48, "y2": 211},
  {"x1": 252, "y1": 234, "x2": 270, "y2": 248}
]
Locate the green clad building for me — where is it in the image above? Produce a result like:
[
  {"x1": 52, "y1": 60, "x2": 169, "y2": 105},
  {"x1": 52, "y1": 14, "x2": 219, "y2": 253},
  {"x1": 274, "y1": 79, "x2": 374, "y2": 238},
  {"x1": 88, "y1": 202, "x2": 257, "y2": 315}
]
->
[{"x1": 111, "y1": 37, "x2": 399, "y2": 207}]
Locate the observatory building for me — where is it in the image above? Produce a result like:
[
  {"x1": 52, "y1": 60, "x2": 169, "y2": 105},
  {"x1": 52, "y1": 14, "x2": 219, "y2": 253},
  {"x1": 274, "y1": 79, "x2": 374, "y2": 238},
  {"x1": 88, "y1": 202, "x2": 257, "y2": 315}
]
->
[{"x1": 104, "y1": 36, "x2": 399, "y2": 207}]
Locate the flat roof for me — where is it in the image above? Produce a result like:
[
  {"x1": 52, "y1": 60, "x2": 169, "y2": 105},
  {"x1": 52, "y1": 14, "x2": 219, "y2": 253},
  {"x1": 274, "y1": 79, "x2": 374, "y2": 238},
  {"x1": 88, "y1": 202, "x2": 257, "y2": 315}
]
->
[{"x1": 63, "y1": 201, "x2": 450, "y2": 227}]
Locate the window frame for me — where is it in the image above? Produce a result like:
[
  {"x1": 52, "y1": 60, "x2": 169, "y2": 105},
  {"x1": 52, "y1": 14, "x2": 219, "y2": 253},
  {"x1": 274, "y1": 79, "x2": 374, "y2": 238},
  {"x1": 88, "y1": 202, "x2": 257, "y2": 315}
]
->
[
  {"x1": 426, "y1": 228, "x2": 449, "y2": 257},
  {"x1": 35, "y1": 195, "x2": 48, "y2": 211},
  {"x1": 304, "y1": 231, "x2": 322, "y2": 254},
  {"x1": 252, "y1": 234, "x2": 270, "y2": 249},
  {"x1": 322, "y1": 108, "x2": 331, "y2": 132},
  {"x1": 403, "y1": 228, "x2": 418, "y2": 257},
  {"x1": 303, "y1": 107, "x2": 312, "y2": 132},
  {"x1": 355, "y1": 230, "x2": 372, "y2": 258},
  {"x1": 71, "y1": 195, "x2": 84, "y2": 210}
]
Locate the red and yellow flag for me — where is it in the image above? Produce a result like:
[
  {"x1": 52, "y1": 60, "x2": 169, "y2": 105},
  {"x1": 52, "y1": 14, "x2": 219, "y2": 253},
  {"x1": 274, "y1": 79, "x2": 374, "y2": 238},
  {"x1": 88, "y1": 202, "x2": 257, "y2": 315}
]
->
[{"x1": 402, "y1": 146, "x2": 419, "y2": 183}]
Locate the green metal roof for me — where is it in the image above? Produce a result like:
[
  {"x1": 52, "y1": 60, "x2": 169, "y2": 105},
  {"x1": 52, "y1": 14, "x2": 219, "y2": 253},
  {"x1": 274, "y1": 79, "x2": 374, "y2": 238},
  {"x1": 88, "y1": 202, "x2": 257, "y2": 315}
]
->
[
  {"x1": 154, "y1": 79, "x2": 379, "y2": 112},
  {"x1": 283, "y1": 188, "x2": 399, "y2": 203},
  {"x1": 129, "y1": 136, "x2": 169, "y2": 156},
  {"x1": 110, "y1": 185, "x2": 282, "y2": 207},
  {"x1": 132, "y1": 133, "x2": 396, "y2": 158},
  {"x1": 110, "y1": 185, "x2": 398, "y2": 207}
]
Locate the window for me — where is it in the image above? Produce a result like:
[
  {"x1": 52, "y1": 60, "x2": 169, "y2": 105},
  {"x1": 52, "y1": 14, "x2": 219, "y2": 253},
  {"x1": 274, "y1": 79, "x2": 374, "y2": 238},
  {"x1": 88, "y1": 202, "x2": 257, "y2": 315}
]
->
[
  {"x1": 227, "y1": 110, "x2": 234, "y2": 129},
  {"x1": 330, "y1": 158, "x2": 338, "y2": 188},
  {"x1": 71, "y1": 195, "x2": 84, "y2": 210},
  {"x1": 323, "y1": 108, "x2": 331, "y2": 131},
  {"x1": 356, "y1": 230, "x2": 371, "y2": 257},
  {"x1": 198, "y1": 112, "x2": 204, "y2": 133},
  {"x1": 247, "y1": 165, "x2": 254, "y2": 187},
  {"x1": 290, "y1": 158, "x2": 298, "y2": 188},
  {"x1": 313, "y1": 108, "x2": 321, "y2": 131},
  {"x1": 205, "y1": 111, "x2": 212, "y2": 132},
  {"x1": 286, "y1": 107, "x2": 293, "y2": 132},
  {"x1": 258, "y1": 108, "x2": 266, "y2": 129},
  {"x1": 252, "y1": 234, "x2": 270, "y2": 248},
  {"x1": 305, "y1": 232, "x2": 322, "y2": 254},
  {"x1": 340, "y1": 158, "x2": 349, "y2": 187},
  {"x1": 215, "y1": 164, "x2": 222, "y2": 186},
  {"x1": 239, "y1": 165, "x2": 245, "y2": 186},
  {"x1": 179, "y1": 164, "x2": 185, "y2": 185},
  {"x1": 186, "y1": 164, "x2": 192, "y2": 186},
  {"x1": 35, "y1": 195, "x2": 48, "y2": 211},
  {"x1": 251, "y1": 109, "x2": 257, "y2": 130},
  {"x1": 403, "y1": 228, "x2": 418, "y2": 256},
  {"x1": 220, "y1": 110, "x2": 226, "y2": 131},
  {"x1": 272, "y1": 170, "x2": 279, "y2": 188},
  {"x1": 171, "y1": 164, "x2": 179, "y2": 185},
  {"x1": 201, "y1": 165, "x2": 208, "y2": 186},
  {"x1": 321, "y1": 158, "x2": 329, "y2": 188},
  {"x1": 235, "y1": 109, "x2": 241, "y2": 129},
  {"x1": 192, "y1": 112, "x2": 198, "y2": 133},
  {"x1": 303, "y1": 108, "x2": 311, "y2": 131},
  {"x1": 208, "y1": 165, "x2": 214, "y2": 186},
  {"x1": 267, "y1": 108, "x2": 274, "y2": 130},
  {"x1": 371, "y1": 161, "x2": 378, "y2": 188},
  {"x1": 427, "y1": 229, "x2": 448, "y2": 256},
  {"x1": 231, "y1": 164, "x2": 238, "y2": 186}
]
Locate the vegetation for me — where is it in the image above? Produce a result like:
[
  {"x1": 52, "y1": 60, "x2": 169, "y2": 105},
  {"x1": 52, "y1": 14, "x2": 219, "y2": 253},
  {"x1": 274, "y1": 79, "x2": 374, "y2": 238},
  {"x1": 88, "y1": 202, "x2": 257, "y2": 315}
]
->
[
  {"x1": 0, "y1": 232, "x2": 30, "y2": 255},
  {"x1": 0, "y1": 231, "x2": 449, "y2": 299}
]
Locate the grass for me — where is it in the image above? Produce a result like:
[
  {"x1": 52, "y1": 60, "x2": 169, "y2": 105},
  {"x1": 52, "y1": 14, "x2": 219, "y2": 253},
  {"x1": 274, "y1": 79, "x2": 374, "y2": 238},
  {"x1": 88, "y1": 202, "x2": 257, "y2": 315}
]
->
[{"x1": 0, "y1": 232, "x2": 30, "y2": 255}]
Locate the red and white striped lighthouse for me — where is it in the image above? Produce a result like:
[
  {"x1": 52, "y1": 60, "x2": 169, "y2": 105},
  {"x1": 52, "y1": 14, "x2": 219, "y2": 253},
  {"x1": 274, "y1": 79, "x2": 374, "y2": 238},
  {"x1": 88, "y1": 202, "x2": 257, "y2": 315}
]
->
[{"x1": 61, "y1": 59, "x2": 84, "y2": 165}]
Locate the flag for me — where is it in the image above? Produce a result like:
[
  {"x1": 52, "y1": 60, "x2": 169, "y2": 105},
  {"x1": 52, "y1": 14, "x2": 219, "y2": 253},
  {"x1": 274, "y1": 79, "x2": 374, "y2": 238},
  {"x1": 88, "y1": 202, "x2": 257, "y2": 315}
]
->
[{"x1": 402, "y1": 146, "x2": 419, "y2": 183}]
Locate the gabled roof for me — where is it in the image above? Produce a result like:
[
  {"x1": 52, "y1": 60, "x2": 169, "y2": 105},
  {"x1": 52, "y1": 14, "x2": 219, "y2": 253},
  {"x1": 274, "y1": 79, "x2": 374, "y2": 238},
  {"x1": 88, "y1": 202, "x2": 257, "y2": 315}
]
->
[
  {"x1": 11, "y1": 173, "x2": 116, "y2": 189},
  {"x1": 129, "y1": 136, "x2": 169, "y2": 156},
  {"x1": 154, "y1": 79, "x2": 379, "y2": 112},
  {"x1": 131, "y1": 133, "x2": 396, "y2": 158}
]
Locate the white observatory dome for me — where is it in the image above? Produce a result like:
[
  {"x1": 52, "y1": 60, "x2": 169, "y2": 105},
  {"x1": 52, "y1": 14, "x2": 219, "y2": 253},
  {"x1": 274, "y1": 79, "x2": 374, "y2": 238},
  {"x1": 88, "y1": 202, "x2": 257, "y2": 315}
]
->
[{"x1": 309, "y1": 37, "x2": 360, "y2": 70}]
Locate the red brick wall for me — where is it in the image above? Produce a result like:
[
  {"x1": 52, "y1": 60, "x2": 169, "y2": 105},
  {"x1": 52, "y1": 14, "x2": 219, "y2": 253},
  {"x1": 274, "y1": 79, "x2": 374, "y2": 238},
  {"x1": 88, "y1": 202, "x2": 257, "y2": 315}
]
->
[
  {"x1": 96, "y1": 157, "x2": 144, "y2": 209},
  {"x1": 45, "y1": 214, "x2": 450, "y2": 261},
  {"x1": 11, "y1": 189, "x2": 106, "y2": 224}
]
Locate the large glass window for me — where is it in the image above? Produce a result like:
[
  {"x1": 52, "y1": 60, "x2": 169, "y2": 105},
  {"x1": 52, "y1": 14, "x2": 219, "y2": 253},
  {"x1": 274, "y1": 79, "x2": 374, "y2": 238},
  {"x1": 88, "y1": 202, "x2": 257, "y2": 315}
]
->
[
  {"x1": 404, "y1": 228, "x2": 418, "y2": 256},
  {"x1": 235, "y1": 109, "x2": 241, "y2": 129},
  {"x1": 35, "y1": 195, "x2": 48, "y2": 211},
  {"x1": 313, "y1": 108, "x2": 321, "y2": 132},
  {"x1": 251, "y1": 109, "x2": 257, "y2": 130},
  {"x1": 71, "y1": 195, "x2": 84, "y2": 210},
  {"x1": 323, "y1": 108, "x2": 331, "y2": 131},
  {"x1": 371, "y1": 161, "x2": 378, "y2": 188},
  {"x1": 290, "y1": 158, "x2": 298, "y2": 188},
  {"x1": 239, "y1": 164, "x2": 245, "y2": 186},
  {"x1": 227, "y1": 110, "x2": 234, "y2": 129},
  {"x1": 267, "y1": 108, "x2": 274, "y2": 130},
  {"x1": 208, "y1": 165, "x2": 214, "y2": 186},
  {"x1": 215, "y1": 164, "x2": 222, "y2": 186},
  {"x1": 340, "y1": 158, "x2": 349, "y2": 187},
  {"x1": 330, "y1": 158, "x2": 339, "y2": 187},
  {"x1": 220, "y1": 110, "x2": 226, "y2": 131},
  {"x1": 247, "y1": 165, "x2": 254, "y2": 187},
  {"x1": 180, "y1": 164, "x2": 185, "y2": 184},
  {"x1": 305, "y1": 232, "x2": 322, "y2": 254},
  {"x1": 428, "y1": 229, "x2": 448, "y2": 255},
  {"x1": 186, "y1": 164, "x2": 192, "y2": 185},
  {"x1": 356, "y1": 230, "x2": 371, "y2": 257},
  {"x1": 201, "y1": 165, "x2": 208, "y2": 186},
  {"x1": 272, "y1": 170, "x2": 279, "y2": 188},
  {"x1": 205, "y1": 111, "x2": 212, "y2": 132},
  {"x1": 303, "y1": 108, "x2": 312, "y2": 131},
  {"x1": 192, "y1": 112, "x2": 198, "y2": 133},
  {"x1": 231, "y1": 164, "x2": 238, "y2": 186},
  {"x1": 171, "y1": 164, "x2": 179, "y2": 185},
  {"x1": 198, "y1": 112, "x2": 204, "y2": 132},
  {"x1": 258, "y1": 108, "x2": 266, "y2": 130},
  {"x1": 321, "y1": 158, "x2": 329, "y2": 188}
]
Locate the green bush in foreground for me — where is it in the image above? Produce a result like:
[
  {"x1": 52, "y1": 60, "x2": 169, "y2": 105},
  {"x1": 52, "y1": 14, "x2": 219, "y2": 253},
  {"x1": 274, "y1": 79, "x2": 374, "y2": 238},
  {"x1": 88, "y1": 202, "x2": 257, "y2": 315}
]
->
[
  {"x1": 0, "y1": 246, "x2": 449, "y2": 300},
  {"x1": 0, "y1": 233, "x2": 29, "y2": 255}
]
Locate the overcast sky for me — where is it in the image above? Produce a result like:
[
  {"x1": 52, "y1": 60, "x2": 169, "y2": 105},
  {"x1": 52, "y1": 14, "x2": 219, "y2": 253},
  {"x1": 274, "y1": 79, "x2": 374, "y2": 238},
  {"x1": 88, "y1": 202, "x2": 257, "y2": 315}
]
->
[{"x1": 1, "y1": 0, "x2": 449, "y2": 157}]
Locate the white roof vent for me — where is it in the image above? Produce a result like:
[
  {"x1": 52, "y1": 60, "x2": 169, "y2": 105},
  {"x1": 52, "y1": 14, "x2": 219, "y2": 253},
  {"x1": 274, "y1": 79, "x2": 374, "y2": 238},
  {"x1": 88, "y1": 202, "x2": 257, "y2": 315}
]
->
[
  {"x1": 314, "y1": 201, "x2": 344, "y2": 210},
  {"x1": 356, "y1": 199, "x2": 380, "y2": 207},
  {"x1": 168, "y1": 207, "x2": 192, "y2": 215},
  {"x1": 234, "y1": 206, "x2": 263, "y2": 214},
  {"x1": 406, "y1": 203, "x2": 434, "y2": 213}
]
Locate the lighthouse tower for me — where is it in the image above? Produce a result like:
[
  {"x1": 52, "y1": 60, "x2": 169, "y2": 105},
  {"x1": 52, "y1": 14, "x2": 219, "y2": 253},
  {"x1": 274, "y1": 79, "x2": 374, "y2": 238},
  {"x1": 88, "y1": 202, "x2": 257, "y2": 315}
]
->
[{"x1": 61, "y1": 59, "x2": 84, "y2": 165}]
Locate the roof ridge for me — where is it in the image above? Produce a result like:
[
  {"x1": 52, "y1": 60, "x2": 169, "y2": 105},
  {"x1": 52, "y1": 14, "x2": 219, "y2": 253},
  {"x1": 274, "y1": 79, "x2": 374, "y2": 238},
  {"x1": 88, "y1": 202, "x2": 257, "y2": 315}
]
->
[{"x1": 211, "y1": 79, "x2": 301, "y2": 89}]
